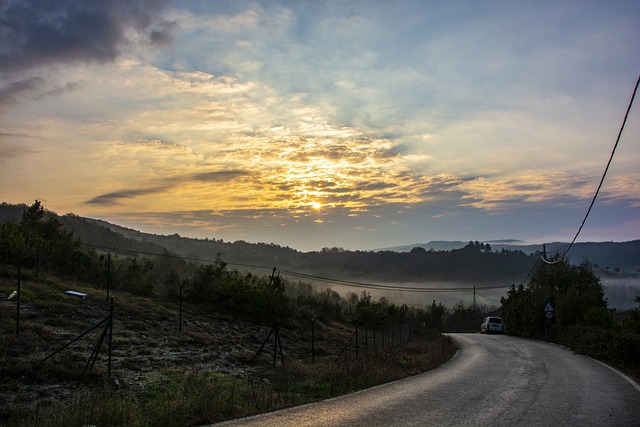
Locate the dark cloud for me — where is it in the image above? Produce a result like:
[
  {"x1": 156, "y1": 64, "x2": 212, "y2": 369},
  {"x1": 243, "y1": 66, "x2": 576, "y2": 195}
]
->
[
  {"x1": 0, "y1": 77, "x2": 80, "y2": 110},
  {"x1": 0, "y1": 77, "x2": 44, "y2": 106},
  {"x1": 0, "y1": 143, "x2": 34, "y2": 165},
  {"x1": 0, "y1": 0, "x2": 175, "y2": 76},
  {"x1": 85, "y1": 186, "x2": 168, "y2": 206},
  {"x1": 192, "y1": 170, "x2": 250, "y2": 182},
  {"x1": 85, "y1": 169, "x2": 250, "y2": 205}
]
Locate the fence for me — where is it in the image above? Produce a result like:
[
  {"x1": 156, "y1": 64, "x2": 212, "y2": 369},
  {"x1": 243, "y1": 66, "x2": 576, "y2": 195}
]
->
[
  {"x1": 3, "y1": 259, "x2": 425, "y2": 382},
  {"x1": 251, "y1": 312, "x2": 420, "y2": 367}
]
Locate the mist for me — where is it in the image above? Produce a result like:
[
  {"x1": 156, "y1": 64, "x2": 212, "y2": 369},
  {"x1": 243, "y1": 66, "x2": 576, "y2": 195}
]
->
[{"x1": 602, "y1": 277, "x2": 640, "y2": 311}]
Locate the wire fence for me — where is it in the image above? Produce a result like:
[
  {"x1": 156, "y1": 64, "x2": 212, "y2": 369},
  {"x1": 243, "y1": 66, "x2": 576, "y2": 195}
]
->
[{"x1": 3, "y1": 262, "x2": 425, "y2": 383}]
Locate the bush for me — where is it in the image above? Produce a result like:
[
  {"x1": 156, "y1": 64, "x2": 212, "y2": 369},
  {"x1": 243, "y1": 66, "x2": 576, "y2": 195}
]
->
[{"x1": 558, "y1": 323, "x2": 640, "y2": 368}]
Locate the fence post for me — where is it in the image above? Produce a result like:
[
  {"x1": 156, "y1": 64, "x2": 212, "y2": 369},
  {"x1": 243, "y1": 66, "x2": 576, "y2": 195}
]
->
[
  {"x1": 311, "y1": 318, "x2": 315, "y2": 363},
  {"x1": 106, "y1": 252, "x2": 111, "y2": 301},
  {"x1": 392, "y1": 325, "x2": 396, "y2": 348},
  {"x1": 35, "y1": 245, "x2": 40, "y2": 280},
  {"x1": 273, "y1": 313, "x2": 278, "y2": 367},
  {"x1": 179, "y1": 281, "x2": 183, "y2": 332},
  {"x1": 108, "y1": 297, "x2": 113, "y2": 377},
  {"x1": 355, "y1": 322, "x2": 359, "y2": 360},
  {"x1": 365, "y1": 324, "x2": 369, "y2": 355},
  {"x1": 16, "y1": 267, "x2": 21, "y2": 336},
  {"x1": 373, "y1": 324, "x2": 376, "y2": 354},
  {"x1": 382, "y1": 325, "x2": 386, "y2": 352}
]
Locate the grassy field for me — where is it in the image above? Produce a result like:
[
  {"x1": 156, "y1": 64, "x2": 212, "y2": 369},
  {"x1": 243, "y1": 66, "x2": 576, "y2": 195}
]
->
[{"x1": 0, "y1": 267, "x2": 456, "y2": 426}]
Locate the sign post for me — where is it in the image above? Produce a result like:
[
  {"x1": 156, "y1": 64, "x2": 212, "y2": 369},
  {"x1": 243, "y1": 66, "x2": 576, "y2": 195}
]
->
[{"x1": 544, "y1": 303, "x2": 554, "y2": 337}]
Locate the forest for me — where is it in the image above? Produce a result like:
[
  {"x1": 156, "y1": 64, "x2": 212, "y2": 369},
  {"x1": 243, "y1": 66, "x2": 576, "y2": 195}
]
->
[{"x1": 0, "y1": 202, "x2": 541, "y2": 285}]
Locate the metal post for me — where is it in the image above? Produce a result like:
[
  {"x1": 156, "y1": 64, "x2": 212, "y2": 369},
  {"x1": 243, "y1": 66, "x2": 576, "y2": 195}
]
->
[
  {"x1": 269, "y1": 266, "x2": 276, "y2": 287},
  {"x1": 355, "y1": 323, "x2": 359, "y2": 360},
  {"x1": 365, "y1": 324, "x2": 369, "y2": 355},
  {"x1": 108, "y1": 297, "x2": 113, "y2": 377},
  {"x1": 311, "y1": 318, "x2": 315, "y2": 363},
  {"x1": 373, "y1": 324, "x2": 376, "y2": 354},
  {"x1": 273, "y1": 313, "x2": 278, "y2": 367},
  {"x1": 106, "y1": 253, "x2": 111, "y2": 301},
  {"x1": 543, "y1": 244, "x2": 548, "y2": 338},
  {"x1": 179, "y1": 282, "x2": 183, "y2": 332},
  {"x1": 35, "y1": 245, "x2": 40, "y2": 280},
  {"x1": 16, "y1": 267, "x2": 21, "y2": 336}
]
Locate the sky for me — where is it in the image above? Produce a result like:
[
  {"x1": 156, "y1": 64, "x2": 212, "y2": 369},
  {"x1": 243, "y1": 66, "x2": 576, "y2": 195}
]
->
[{"x1": 1, "y1": 0, "x2": 639, "y2": 252}]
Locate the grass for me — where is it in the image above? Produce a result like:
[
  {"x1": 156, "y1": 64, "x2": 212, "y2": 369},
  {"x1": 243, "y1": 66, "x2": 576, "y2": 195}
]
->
[
  {"x1": 0, "y1": 266, "x2": 457, "y2": 426},
  {"x1": 6, "y1": 333, "x2": 455, "y2": 427}
]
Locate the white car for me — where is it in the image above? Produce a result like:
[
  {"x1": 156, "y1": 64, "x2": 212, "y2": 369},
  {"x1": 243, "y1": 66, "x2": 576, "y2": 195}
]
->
[{"x1": 480, "y1": 316, "x2": 504, "y2": 334}]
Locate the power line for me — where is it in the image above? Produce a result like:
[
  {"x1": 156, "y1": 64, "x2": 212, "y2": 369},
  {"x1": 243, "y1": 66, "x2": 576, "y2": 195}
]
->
[
  {"x1": 561, "y1": 74, "x2": 640, "y2": 258},
  {"x1": 476, "y1": 293, "x2": 502, "y2": 305},
  {"x1": 81, "y1": 242, "x2": 511, "y2": 294},
  {"x1": 533, "y1": 74, "x2": 639, "y2": 279},
  {"x1": 280, "y1": 268, "x2": 510, "y2": 293},
  {"x1": 81, "y1": 242, "x2": 273, "y2": 272}
]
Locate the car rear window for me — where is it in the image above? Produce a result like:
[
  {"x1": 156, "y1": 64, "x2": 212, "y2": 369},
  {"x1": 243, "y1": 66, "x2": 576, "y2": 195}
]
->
[{"x1": 489, "y1": 317, "x2": 503, "y2": 324}]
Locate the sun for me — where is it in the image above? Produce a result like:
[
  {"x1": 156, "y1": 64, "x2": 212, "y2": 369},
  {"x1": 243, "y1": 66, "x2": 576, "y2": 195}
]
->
[{"x1": 311, "y1": 201, "x2": 321, "y2": 210}]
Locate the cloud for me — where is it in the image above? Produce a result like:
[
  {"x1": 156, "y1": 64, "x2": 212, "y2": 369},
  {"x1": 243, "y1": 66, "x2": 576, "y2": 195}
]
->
[
  {"x1": 2, "y1": 1, "x2": 639, "y2": 251},
  {"x1": 193, "y1": 170, "x2": 252, "y2": 183},
  {"x1": 84, "y1": 168, "x2": 253, "y2": 206},
  {"x1": 0, "y1": 77, "x2": 45, "y2": 107},
  {"x1": 0, "y1": 0, "x2": 175, "y2": 76},
  {"x1": 85, "y1": 186, "x2": 170, "y2": 206},
  {"x1": 0, "y1": 143, "x2": 33, "y2": 165}
]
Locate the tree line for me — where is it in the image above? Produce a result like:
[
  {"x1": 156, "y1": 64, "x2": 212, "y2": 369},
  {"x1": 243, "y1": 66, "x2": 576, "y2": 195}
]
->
[
  {"x1": 0, "y1": 201, "x2": 458, "y2": 329},
  {"x1": 2, "y1": 200, "x2": 638, "y2": 367},
  {"x1": 0, "y1": 202, "x2": 543, "y2": 285}
]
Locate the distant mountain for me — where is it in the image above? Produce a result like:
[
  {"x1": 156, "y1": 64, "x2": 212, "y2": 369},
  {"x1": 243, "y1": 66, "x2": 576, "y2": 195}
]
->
[
  {"x1": 378, "y1": 239, "x2": 528, "y2": 253},
  {"x1": 381, "y1": 240, "x2": 640, "y2": 274},
  {"x1": 3, "y1": 202, "x2": 639, "y2": 274},
  {"x1": 377, "y1": 241, "x2": 469, "y2": 252}
]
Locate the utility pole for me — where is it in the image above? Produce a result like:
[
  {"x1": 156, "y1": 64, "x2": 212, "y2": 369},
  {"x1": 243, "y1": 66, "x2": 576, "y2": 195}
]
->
[{"x1": 543, "y1": 244, "x2": 549, "y2": 338}]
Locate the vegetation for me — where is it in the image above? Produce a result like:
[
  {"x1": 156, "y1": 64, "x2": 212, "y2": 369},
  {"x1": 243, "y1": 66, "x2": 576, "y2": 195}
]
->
[
  {"x1": 0, "y1": 202, "x2": 548, "y2": 286},
  {"x1": 0, "y1": 201, "x2": 457, "y2": 426},
  {"x1": 501, "y1": 255, "x2": 640, "y2": 377},
  {"x1": 1, "y1": 201, "x2": 639, "y2": 425}
]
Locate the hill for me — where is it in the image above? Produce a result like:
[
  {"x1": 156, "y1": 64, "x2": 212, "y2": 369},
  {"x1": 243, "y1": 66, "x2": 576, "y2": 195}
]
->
[
  {"x1": 2, "y1": 201, "x2": 639, "y2": 310},
  {"x1": 380, "y1": 240, "x2": 640, "y2": 274},
  {"x1": 0, "y1": 265, "x2": 456, "y2": 425}
]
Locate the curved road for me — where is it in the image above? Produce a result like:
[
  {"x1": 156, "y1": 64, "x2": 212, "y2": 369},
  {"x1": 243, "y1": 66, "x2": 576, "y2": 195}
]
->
[{"x1": 213, "y1": 334, "x2": 640, "y2": 426}]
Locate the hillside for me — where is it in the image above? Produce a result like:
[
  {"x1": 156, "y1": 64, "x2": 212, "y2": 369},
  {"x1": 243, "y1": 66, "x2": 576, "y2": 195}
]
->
[
  {"x1": 0, "y1": 266, "x2": 455, "y2": 426},
  {"x1": 3, "y1": 202, "x2": 638, "y2": 274},
  {"x1": 381, "y1": 240, "x2": 640, "y2": 274},
  {"x1": 2, "y1": 202, "x2": 639, "y2": 310}
]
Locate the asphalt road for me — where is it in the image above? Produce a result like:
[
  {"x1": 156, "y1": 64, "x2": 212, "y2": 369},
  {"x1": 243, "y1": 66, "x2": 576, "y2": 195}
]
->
[{"x1": 213, "y1": 333, "x2": 640, "y2": 426}]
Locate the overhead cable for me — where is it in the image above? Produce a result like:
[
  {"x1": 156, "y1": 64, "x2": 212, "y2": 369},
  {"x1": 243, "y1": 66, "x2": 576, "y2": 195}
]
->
[
  {"x1": 558, "y1": 74, "x2": 639, "y2": 259},
  {"x1": 81, "y1": 242, "x2": 510, "y2": 294}
]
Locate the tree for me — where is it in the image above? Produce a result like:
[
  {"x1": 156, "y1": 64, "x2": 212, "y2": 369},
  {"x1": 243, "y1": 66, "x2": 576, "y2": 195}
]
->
[
  {"x1": 501, "y1": 256, "x2": 607, "y2": 338},
  {"x1": 423, "y1": 300, "x2": 446, "y2": 330},
  {"x1": 159, "y1": 268, "x2": 182, "y2": 300},
  {"x1": 123, "y1": 258, "x2": 155, "y2": 296},
  {"x1": 0, "y1": 221, "x2": 26, "y2": 265},
  {"x1": 0, "y1": 200, "x2": 82, "y2": 274},
  {"x1": 444, "y1": 302, "x2": 483, "y2": 332}
]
